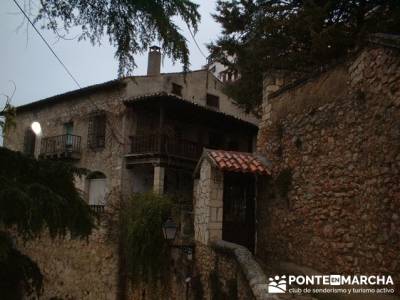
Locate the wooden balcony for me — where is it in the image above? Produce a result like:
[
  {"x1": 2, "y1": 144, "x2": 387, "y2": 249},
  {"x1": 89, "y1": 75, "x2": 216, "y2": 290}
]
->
[
  {"x1": 40, "y1": 134, "x2": 81, "y2": 160},
  {"x1": 126, "y1": 134, "x2": 203, "y2": 168}
]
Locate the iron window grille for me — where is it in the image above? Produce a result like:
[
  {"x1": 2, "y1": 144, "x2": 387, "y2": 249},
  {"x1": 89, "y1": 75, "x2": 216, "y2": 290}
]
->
[{"x1": 88, "y1": 113, "x2": 106, "y2": 149}]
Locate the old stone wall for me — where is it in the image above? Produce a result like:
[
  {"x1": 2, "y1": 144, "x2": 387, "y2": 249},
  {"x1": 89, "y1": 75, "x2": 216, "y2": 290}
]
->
[
  {"x1": 257, "y1": 45, "x2": 400, "y2": 293},
  {"x1": 122, "y1": 70, "x2": 259, "y2": 126},
  {"x1": 4, "y1": 85, "x2": 127, "y2": 194},
  {"x1": 6, "y1": 86, "x2": 125, "y2": 300},
  {"x1": 193, "y1": 242, "x2": 255, "y2": 300},
  {"x1": 193, "y1": 159, "x2": 224, "y2": 245},
  {"x1": 17, "y1": 226, "x2": 119, "y2": 299}
]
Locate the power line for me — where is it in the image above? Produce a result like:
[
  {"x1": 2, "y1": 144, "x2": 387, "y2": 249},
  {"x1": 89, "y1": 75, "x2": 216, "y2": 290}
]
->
[
  {"x1": 187, "y1": 25, "x2": 208, "y2": 60},
  {"x1": 12, "y1": 0, "x2": 81, "y2": 89},
  {"x1": 11, "y1": 0, "x2": 125, "y2": 145}
]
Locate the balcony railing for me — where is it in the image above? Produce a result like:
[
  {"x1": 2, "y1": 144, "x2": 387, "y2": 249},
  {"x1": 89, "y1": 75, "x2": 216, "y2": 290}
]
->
[
  {"x1": 89, "y1": 204, "x2": 105, "y2": 214},
  {"x1": 129, "y1": 134, "x2": 203, "y2": 160},
  {"x1": 40, "y1": 134, "x2": 81, "y2": 159}
]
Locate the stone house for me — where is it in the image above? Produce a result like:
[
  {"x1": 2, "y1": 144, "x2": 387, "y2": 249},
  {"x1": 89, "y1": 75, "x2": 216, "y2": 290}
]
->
[
  {"x1": 5, "y1": 46, "x2": 258, "y2": 208},
  {"x1": 3, "y1": 46, "x2": 259, "y2": 299}
]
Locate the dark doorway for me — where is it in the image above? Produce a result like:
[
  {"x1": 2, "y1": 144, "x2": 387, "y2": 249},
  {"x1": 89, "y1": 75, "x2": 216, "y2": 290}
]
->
[
  {"x1": 208, "y1": 132, "x2": 224, "y2": 149},
  {"x1": 23, "y1": 128, "x2": 36, "y2": 156},
  {"x1": 222, "y1": 173, "x2": 255, "y2": 252}
]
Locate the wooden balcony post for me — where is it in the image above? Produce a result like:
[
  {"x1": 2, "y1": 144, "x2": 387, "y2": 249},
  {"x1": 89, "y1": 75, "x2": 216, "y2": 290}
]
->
[
  {"x1": 159, "y1": 103, "x2": 165, "y2": 130},
  {"x1": 153, "y1": 165, "x2": 165, "y2": 194}
]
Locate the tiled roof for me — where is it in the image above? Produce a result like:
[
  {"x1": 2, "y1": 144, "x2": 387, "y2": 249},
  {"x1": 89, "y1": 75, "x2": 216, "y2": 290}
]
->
[
  {"x1": 207, "y1": 149, "x2": 270, "y2": 175},
  {"x1": 17, "y1": 79, "x2": 126, "y2": 112}
]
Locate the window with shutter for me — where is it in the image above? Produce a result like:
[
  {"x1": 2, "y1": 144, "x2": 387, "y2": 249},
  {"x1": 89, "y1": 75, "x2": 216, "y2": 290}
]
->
[
  {"x1": 88, "y1": 114, "x2": 106, "y2": 149},
  {"x1": 86, "y1": 171, "x2": 108, "y2": 213}
]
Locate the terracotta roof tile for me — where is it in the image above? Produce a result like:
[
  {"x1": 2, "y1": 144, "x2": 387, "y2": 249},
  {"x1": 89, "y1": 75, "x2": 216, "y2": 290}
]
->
[{"x1": 207, "y1": 150, "x2": 270, "y2": 175}]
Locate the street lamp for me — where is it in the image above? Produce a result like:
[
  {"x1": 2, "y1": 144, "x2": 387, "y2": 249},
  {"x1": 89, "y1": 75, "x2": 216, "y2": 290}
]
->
[
  {"x1": 31, "y1": 121, "x2": 42, "y2": 136},
  {"x1": 162, "y1": 218, "x2": 178, "y2": 242},
  {"x1": 162, "y1": 217, "x2": 194, "y2": 300},
  {"x1": 162, "y1": 218, "x2": 194, "y2": 259}
]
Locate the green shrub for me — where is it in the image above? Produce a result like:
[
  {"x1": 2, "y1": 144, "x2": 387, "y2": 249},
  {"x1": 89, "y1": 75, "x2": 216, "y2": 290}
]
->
[{"x1": 120, "y1": 193, "x2": 172, "y2": 285}]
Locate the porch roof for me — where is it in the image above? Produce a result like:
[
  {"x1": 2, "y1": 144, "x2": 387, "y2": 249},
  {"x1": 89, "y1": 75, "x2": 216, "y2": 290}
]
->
[
  {"x1": 195, "y1": 149, "x2": 270, "y2": 176},
  {"x1": 123, "y1": 91, "x2": 258, "y2": 128}
]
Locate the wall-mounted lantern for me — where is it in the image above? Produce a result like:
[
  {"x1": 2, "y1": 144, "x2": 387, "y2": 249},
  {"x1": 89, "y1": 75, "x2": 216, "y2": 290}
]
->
[
  {"x1": 31, "y1": 121, "x2": 42, "y2": 136},
  {"x1": 162, "y1": 218, "x2": 194, "y2": 259},
  {"x1": 162, "y1": 218, "x2": 178, "y2": 241}
]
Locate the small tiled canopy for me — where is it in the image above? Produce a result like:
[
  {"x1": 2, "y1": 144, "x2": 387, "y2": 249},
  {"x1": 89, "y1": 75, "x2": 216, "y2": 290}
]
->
[{"x1": 195, "y1": 149, "x2": 270, "y2": 176}]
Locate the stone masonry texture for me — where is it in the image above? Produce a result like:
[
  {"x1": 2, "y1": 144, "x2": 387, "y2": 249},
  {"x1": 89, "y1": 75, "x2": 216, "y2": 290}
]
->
[{"x1": 256, "y1": 45, "x2": 400, "y2": 294}]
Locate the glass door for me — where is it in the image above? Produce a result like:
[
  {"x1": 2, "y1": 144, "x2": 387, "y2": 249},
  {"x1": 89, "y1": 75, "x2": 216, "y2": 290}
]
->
[{"x1": 64, "y1": 122, "x2": 73, "y2": 149}]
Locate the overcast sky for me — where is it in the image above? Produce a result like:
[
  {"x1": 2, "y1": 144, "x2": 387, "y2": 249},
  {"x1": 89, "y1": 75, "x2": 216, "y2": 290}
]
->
[{"x1": 0, "y1": 0, "x2": 221, "y2": 108}]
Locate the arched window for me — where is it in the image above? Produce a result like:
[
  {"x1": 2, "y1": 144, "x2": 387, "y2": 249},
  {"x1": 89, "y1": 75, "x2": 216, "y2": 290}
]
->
[
  {"x1": 23, "y1": 128, "x2": 36, "y2": 156},
  {"x1": 86, "y1": 171, "x2": 108, "y2": 212}
]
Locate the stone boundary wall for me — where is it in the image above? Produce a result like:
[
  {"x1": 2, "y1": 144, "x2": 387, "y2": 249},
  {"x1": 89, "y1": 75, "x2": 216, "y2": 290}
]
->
[
  {"x1": 257, "y1": 44, "x2": 400, "y2": 295},
  {"x1": 194, "y1": 241, "x2": 256, "y2": 300},
  {"x1": 194, "y1": 240, "x2": 315, "y2": 300},
  {"x1": 211, "y1": 240, "x2": 272, "y2": 300},
  {"x1": 17, "y1": 226, "x2": 119, "y2": 299}
]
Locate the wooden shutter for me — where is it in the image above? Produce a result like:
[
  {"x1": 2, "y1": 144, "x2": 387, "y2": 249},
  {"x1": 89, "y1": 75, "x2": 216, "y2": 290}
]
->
[{"x1": 88, "y1": 178, "x2": 108, "y2": 205}]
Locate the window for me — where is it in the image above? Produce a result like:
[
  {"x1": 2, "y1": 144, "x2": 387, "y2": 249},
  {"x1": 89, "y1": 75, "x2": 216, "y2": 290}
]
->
[
  {"x1": 88, "y1": 114, "x2": 106, "y2": 149},
  {"x1": 171, "y1": 83, "x2": 183, "y2": 96},
  {"x1": 206, "y1": 94, "x2": 220, "y2": 109},
  {"x1": 64, "y1": 122, "x2": 73, "y2": 146},
  {"x1": 87, "y1": 171, "x2": 108, "y2": 213},
  {"x1": 23, "y1": 128, "x2": 36, "y2": 156}
]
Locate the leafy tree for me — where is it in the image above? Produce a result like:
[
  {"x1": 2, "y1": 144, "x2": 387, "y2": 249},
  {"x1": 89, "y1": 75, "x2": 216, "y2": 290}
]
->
[
  {"x1": 32, "y1": 0, "x2": 200, "y2": 75},
  {"x1": 210, "y1": 0, "x2": 400, "y2": 108},
  {"x1": 0, "y1": 147, "x2": 95, "y2": 299},
  {"x1": 0, "y1": 87, "x2": 16, "y2": 135}
]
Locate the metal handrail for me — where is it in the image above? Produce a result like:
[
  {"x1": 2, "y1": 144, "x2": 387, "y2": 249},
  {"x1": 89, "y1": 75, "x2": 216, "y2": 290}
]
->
[{"x1": 40, "y1": 134, "x2": 81, "y2": 155}]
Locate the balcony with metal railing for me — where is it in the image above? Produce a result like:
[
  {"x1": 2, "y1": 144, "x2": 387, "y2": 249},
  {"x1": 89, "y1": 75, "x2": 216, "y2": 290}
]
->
[{"x1": 40, "y1": 134, "x2": 81, "y2": 160}]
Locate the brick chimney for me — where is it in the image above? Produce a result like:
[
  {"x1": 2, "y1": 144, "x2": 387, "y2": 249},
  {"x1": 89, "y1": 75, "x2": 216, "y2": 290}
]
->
[{"x1": 147, "y1": 46, "x2": 161, "y2": 76}]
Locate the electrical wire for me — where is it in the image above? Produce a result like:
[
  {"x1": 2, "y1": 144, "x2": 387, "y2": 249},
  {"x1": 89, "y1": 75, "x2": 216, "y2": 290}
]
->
[
  {"x1": 12, "y1": 0, "x2": 82, "y2": 88},
  {"x1": 11, "y1": 0, "x2": 126, "y2": 145},
  {"x1": 187, "y1": 25, "x2": 208, "y2": 60}
]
